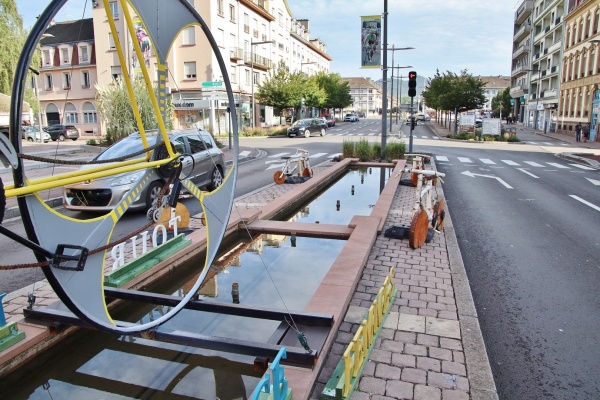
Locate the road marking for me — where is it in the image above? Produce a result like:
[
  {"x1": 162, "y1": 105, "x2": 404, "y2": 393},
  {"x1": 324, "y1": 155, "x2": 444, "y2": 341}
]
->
[
  {"x1": 480, "y1": 158, "x2": 496, "y2": 164},
  {"x1": 265, "y1": 159, "x2": 285, "y2": 164},
  {"x1": 310, "y1": 153, "x2": 328, "y2": 158},
  {"x1": 329, "y1": 153, "x2": 342, "y2": 159},
  {"x1": 546, "y1": 162, "x2": 569, "y2": 169},
  {"x1": 458, "y1": 157, "x2": 472, "y2": 163},
  {"x1": 461, "y1": 170, "x2": 513, "y2": 189},
  {"x1": 266, "y1": 163, "x2": 286, "y2": 170},
  {"x1": 436, "y1": 156, "x2": 449, "y2": 162},
  {"x1": 502, "y1": 160, "x2": 520, "y2": 166},
  {"x1": 421, "y1": 136, "x2": 429, "y2": 139},
  {"x1": 523, "y1": 161, "x2": 544, "y2": 167},
  {"x1": 269, "y1": 152, "x2": 288, "y2": 158},
  {"x1": 239, "y1": 151, "x2": 251, "y2": 157},
  {"x1": 569, "y1": 195, "x2": 600, "y2": 212},
  {"x1": 431, "y1": 136, "x2": 439, "y2": 140},
  {"x1": 586, "y1": 178, "x2": 600, "y2": 186},
  {"x1": 570, "y1": 164, "x2": 595, "y2": 170},
  {"x1": 517, "y1": 168, "x2": 539, "y2": 178}
]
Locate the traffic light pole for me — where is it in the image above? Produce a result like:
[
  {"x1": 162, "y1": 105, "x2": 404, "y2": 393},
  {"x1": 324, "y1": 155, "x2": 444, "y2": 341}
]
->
[{"x1": 409, "y1": 96, "x2": 414, "y2": 153}]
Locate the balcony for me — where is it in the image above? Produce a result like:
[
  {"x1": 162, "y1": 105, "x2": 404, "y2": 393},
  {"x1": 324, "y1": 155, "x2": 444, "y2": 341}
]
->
[
  {"x1": 512, "y1": 44, "x2": 529, "y2": 58},
  {"x1": 547, "y1": 40, "x2": 561, "y2": 54},
  {"x1": 510, "y1": 85, "x2": 527, "y2": 97},
  {"x1": 244, "y1": 52, "x2": 272, "y2": 69},
  {"x1": 543, "y1": 89, "x2": 557, "y2": 98},
  {"x1": 514, "y1": 24, "x2": 532, "y2": 42},
  {"x1": 230, "y1": 47, "x2": 244, "y2": 61},
  {"x1": 515, "y1": 0, "x2": 532, "y2": 25},
  {"x1": 511, "y1": 65, "x2": 530, "y2": 77}
]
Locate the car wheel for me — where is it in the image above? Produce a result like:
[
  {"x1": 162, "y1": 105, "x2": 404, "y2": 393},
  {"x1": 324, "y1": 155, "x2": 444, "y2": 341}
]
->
[
  {"x1": 59, "y1": 134, "x2": 66, "y2": 141},
  {"x1": 320, "y1": 128, "x2": 326, "y2": 137},
  {"x1": 27, "y1": 137, "x2": 34, "y2": 142},
  {"x1": 71, "y1": 138, "x2": 77, "y2": 141},
  {"x1": 208, "y1": 167, "x2": 223, "y2": 191},
  {"x1": 145, "y1": 180, "x2": 164, "y2": 210},
  {"x1": 304, "y1": 129, "x2": 310, "y2": 138}
]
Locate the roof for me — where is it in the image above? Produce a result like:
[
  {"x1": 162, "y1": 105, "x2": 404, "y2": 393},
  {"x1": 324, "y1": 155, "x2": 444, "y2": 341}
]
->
[
  {"x1": 477, "y1": 75, "x2": 511, "y2": 89},
  {"x1": 40, "y1": 18, "x2": 95, "y2": 45},
  {"x1": 342, "y1": 77, "x2": 381, "y2": 89}
]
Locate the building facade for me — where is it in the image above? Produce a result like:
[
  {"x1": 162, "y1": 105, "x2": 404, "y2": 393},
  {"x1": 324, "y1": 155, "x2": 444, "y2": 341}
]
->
[
  {"x1": 342, "y1": 77, "x2": 383, "y2": 116},
  {"x1": 558, "y1": 0, "x2": 600, "y2": 141},
  {"x1": 38, "y1": 19, "x2": 99, "y2": 136},
  {"x1": 35, "y1": 0, "x2": 330, "y2": 136},
  {"x1": 510, "y1": 0, "x2": 533, "y2": 123},
  {"x1": 478, "y1": 75, "x2": 511, "y2": 113}
]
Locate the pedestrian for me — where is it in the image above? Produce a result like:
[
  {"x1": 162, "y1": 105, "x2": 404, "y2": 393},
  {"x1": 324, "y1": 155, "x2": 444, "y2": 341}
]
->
[
  {"x1": 582, "y1": 125, "x2": 589, "y2": 142},
  {"x1": 575, "y1": 122, "x2": 582, "y2": 142}
]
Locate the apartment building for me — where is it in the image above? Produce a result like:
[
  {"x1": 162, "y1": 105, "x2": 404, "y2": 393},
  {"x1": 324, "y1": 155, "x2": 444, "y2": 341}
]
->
[
  {"x1": 510, "y1": 1, "x2": 533, "y2": 123},
  {"x1": 478, "y1": 75, "x2": 511, "y2": 112},
  {"x1": 343, "y1": 77, "x2": 383, "y2": 115},
  {"x1": 38, "y1": 19, "x2": 98, "y2": 136},
  {"x1": 37, "y1": 0, "x2": 330, "y2": 136},
  {"x1": 558, "y1": 0, "x2": 600, "y2": 141}
]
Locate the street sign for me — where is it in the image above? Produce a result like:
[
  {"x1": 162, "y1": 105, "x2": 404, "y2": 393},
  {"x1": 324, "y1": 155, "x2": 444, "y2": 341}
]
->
[
  {"x1": 510, "y1": 99, "x2": 515, "y2": 105},
  {"x1": 201, "y1": 81, "x2": 223, "y2": 87}
]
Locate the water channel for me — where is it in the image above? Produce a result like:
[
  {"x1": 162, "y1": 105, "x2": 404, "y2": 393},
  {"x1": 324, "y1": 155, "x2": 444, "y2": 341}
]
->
[{"x1": 0, "y1": 167, "x2": 391, "y2": 399}]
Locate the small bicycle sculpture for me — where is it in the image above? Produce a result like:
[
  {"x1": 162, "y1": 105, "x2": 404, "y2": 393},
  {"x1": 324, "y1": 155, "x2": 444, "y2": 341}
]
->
[
  {"x1": 404, "y1": 154, "x2": 446, "y2": 249},
  {"x1": 273, "y1": 148, "x2": 313, "y2": 184}
]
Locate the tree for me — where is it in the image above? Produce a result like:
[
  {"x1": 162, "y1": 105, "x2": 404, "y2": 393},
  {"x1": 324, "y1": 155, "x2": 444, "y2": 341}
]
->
[
  {"x1": 96, "y1": 78, "x2": 174, "y2": 143},
  {"x1": 491, "y1": 87, "x2": 511, "y2": 118},
  {"x1": 256, "y1": 61, "x2": 326, "y2": 120},
  {"x1": 0, "y1": 0, "x2": 26, "y2": 95},
  {"x1": 422, "y1": 69, "x2": 486, "y2": 117},
  {"x1": 313, "y1": 72, "x2": 352, "y2": 113}
]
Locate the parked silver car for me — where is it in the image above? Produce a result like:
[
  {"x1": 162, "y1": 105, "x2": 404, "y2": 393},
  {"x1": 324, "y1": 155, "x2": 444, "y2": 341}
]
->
[
  {"x1": 63, "y1": 129, "x2": 225, "y2": 212},
  {"x1": 23, "y1": 126, "x2": 51, "y2": 142}
]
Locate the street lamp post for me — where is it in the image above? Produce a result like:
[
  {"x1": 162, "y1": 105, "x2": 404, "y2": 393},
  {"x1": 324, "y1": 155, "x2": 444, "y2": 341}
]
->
[
  {"x1": 250, "y1": 40, "x2": 274, "y2": 129},
  {"x1": 389, "y1": 65, "x2": 412, "y2": 132}
]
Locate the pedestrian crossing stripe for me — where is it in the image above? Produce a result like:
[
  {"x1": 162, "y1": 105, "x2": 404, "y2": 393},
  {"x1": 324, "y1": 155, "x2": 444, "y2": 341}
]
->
[
  {"x1": 501, "y1": 160, "x2": 520, "y2": 166},
  {"x1": 432, "y1": 156, "x2": 597, "y2": 171},
  {"x1": 458, "y1": 157, "x2": 472, "y2": 163},
  {"x1": 480, "y1": 159, "x2": 495, "y2": 165},
  {"x1": 523, "y1": 161, "x2": 544, "y2": 167},
  {"x1": 546, "y1": 162, "x2": 570, "y2": 169},
  {"x1": 570, "y1": 164, "x2": 595, "y2": 170},
  {"x1": 436, "y1": 156, "x2": 449, "y2": 162}
]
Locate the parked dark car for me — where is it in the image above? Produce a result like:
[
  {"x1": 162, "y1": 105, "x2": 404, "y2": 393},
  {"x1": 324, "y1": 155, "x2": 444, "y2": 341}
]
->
[
  {"x1": 63, "y1": 129, "x2": 225, "y2": 212},
  {"x1": 287, "y1": 118, "x2": 327, "y2": 138},
  {"x1": 357, "y1": 112, "x2": 366, "y2": 118},
  {"x1": 43, "y1": 124, "x2": 80, "y2": 141}
]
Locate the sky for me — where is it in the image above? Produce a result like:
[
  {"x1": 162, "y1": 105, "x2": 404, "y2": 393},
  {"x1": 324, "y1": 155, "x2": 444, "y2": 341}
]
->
[{"x1": 17, "y1": 0, "x2": 519, "y2": 82}]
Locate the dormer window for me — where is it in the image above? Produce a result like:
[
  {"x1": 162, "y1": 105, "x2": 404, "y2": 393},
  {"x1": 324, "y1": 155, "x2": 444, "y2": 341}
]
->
[{"x1": 79, "y1": 45, "x2": 89, "y2": 63}]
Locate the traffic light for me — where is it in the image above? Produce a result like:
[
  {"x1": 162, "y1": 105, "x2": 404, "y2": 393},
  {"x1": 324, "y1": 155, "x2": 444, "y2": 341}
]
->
[
  {"x1": 408, "y1": 71, "x2": 417, "y2": 97},
  {"x1": 411, "y1": 118, "x2": 416, "y2": 129}
]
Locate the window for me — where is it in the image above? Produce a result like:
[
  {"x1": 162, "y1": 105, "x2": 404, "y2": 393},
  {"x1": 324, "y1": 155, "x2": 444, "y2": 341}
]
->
[
  {"x1": 83, "y1": 102, "x2": 97, "y2": 124},
  {"x1": 61, "y1": 48, "x2": 70, "y2": 64},
  {"x1": 218, "y1": 29, "x2": 224, "y2": 47},
  {"x1": 188, "y1": 135, "x2": 207, "y2": 153},
  {"x1": 63, "y1": 72, "x2": 71, "y2": 89},
  {"x1": 111, "y1": 66, "x2": 122, "y2": 80},
  {"x1": 64, "y1": 103, "x2": 78, "y2": 124},
  {"x1": 45, "y1": 74, "x2": 53, "y2": 90},
  {"x1": 184, "y1": 62, "x2": 196, "y2": 79},
  {"x1": 231, "y1": 67, "x2": 237, "y2": 83},
  {"x1": 79, "y1": 45, "x2": 89, "y2": 63},
  {"x1": 109, "y1": 1, "x2": 118, "y2": 18},
  {"x1": 229, "y1": 4, "x2": 235, "y2": 22},
  {"x1": 82, "y1": 71, "x2": 91, "y2": 88},
  {"x1": 243, "y1": 13, "x2": 249, "y2": 33},
  {"x1": 42, "y1": 49, "x2": 51, "y2": 66},
  {"x1": 245, "y1": 69, "x2": 250, "y2": 85},
  {"x1": 108, "y1": 33, "x2": 116, "y2": 50},
  {"x1": 253, "y1": 71, "x2": 259, "y2": 85},
  {"x1": 217, "y1": 0, "x2": 224, "y2": 16},
  {"x1": 183, "y1": 26, "x2": 195, "y2": 45}
]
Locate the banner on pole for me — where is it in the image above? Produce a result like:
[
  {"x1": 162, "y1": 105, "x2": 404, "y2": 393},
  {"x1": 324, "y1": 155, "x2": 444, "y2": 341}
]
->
[{"x1": 361, "y1": 16, "x2": 381, "y2": 69}]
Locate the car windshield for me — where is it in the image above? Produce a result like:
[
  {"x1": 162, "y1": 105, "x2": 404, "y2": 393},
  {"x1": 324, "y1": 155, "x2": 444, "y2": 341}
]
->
[
  {"x1": 96, "y1": 134, "x2": 159, "y2": 161},
  {"x1": 292, "y1": 120, "x2": 310, "y2": 127}
]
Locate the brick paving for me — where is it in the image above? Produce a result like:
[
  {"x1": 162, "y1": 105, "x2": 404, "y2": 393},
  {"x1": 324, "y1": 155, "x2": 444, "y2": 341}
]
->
[{"x1": 0, "y1": 147, "x2": 498, "y2": 399}]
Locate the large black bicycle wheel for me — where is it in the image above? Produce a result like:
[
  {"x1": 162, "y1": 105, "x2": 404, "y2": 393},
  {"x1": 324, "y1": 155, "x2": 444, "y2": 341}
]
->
[{"x1": 0, "y1": 176, "x2": 5, "y2": 224}]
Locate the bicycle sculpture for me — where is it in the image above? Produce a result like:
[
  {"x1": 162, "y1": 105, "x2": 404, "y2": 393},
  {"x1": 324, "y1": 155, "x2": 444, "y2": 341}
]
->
[
  {"x1": 0, "y1": 0, "x2": 239, "y2": 334},
  {"x1": 404, "y1": 154, "x2": 446, "y2": 249},
  {"x1": 273, "y1": 149, "x2": 313, "y2": 184}
]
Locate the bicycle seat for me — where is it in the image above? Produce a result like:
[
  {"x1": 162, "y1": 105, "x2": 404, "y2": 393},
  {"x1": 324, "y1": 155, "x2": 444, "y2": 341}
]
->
[{"x1": 280, "y1": 156, "x2": 292, "y2": 160}]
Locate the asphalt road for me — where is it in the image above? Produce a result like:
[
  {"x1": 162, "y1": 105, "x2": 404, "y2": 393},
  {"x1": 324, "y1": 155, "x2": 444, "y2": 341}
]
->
[{"x1": 430, "y1": 146, "x2": 600, "y2": 399}]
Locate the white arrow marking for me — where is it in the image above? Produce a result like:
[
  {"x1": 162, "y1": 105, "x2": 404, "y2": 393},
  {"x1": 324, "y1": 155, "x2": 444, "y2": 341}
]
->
[
  {"x1": 461, "y1": 170, "x2": 513, "y2": 189},
  {"x1": 569, "y1": 195, "x2": 600, "y2": 212},
  {"x1": 586, "y1": 178, "x2": 600, "y2": 186},
  {"x1": 517, "y1": 168, "x2": 539, "y2": 178}
]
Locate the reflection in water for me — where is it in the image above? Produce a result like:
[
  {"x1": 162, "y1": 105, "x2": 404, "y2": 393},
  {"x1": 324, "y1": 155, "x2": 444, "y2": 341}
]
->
[{"x1": 0, "y1": 167, "x2": 390, "y2": 399}]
